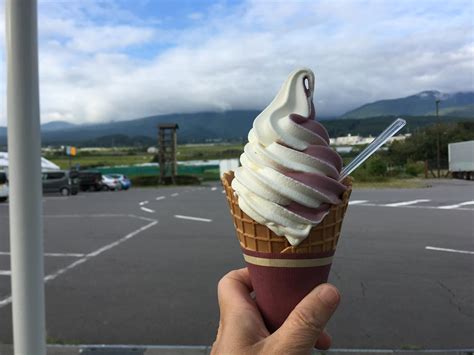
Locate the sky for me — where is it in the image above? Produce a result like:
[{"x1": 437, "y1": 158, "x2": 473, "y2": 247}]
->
[{"x1": 0, "y1": 0, "x2": 472, "y2": 125}]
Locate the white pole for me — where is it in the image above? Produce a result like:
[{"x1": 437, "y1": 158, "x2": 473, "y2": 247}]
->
[{"x1": 5, "y1": 0, "x2": 46, "y2": 354}]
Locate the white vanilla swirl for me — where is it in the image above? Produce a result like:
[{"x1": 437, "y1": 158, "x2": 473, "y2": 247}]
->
[{"x1": 232, "y1": 68, "x2": 346, "y2": 246}]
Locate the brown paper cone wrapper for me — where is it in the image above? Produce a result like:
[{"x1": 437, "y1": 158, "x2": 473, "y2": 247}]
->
[{"x1": 222, "y1": 171, "x2": 352, "y2": 332}]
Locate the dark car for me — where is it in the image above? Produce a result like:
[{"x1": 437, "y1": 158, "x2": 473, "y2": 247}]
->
[
  {"x1": 78, "y1": 171, "x2": 103, "y2": 191},
  {"x1": 0, "y1": 172, "x2": 8, "y2": 202},
  {"x1": 42, "y1": 170, "x2": 79, "y2": 196}
]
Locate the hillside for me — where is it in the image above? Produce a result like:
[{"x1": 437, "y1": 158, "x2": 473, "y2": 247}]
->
[
  {"x1": 0, "y1": 110, "x2": 260, "y2": 146},
  {"x1": 425, "y1": 103, "x2": 474, "y2": 117},
  {"x1": 41, "y1": 121, "x2": 77, "y2": 131},
  {"x1": 1, "y1": 113, "x2": 472, "y2": 147},
  {"x1": 1, "y1": 90, "x2": 473, "y2": 147},
  {"x1": 341, "y1": 91, "x2": 474, "y2": 119},
  {"x1": 323, "y1": 115, "x2": 474, "y2": 137}
]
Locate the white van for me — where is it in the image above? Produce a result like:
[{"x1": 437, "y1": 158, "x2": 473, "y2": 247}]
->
[{"x1": 0, "y1": 172, "x2": 8, "y2": 202}]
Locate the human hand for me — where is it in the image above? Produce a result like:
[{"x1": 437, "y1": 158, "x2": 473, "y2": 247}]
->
[{"x1": 211, "y1": 268, "x2": 340, "y2": 355}]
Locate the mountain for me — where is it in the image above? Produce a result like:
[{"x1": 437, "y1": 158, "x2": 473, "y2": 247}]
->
[
  {"x1": 2, "y1": 113, "x2": 472, "y2": 148},
  {"x1": 341, "y1": 91, "x2": 474, "y2": 119},
  {"x1": 323, "y1": 115, "x2": 473, "y2": 137},
  {"x1": 41, "y1": 110, "x2": 260, "y2": 146},
  {"x1": 0, "y1": 120, "x2": 77, "y2": 137},
  {"x1": 1, "y1": 90, "x2": 473, "y2": 147},
  {"x1": 0, "y1": 110, "x2": 260, "y2": 146},
  {"x1": 41, "y1": 121, "x2": 77, "y2": 131},
  {"x1": 426, "y1": 103, "x2": 474, "y2": 117}
]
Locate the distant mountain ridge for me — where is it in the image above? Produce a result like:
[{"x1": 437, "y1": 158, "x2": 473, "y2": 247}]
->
[
  {"x1": 0, "y1": 90, "x2": 473, "y2": 146},
  {"x1": 425, "y1": 103, "x2": 474, "y2": 117},
  {"x1": 0, "y1": 110, "x2": 260, "y2": 146},
  {"x1": 41, "y1": 120, "x2": 77, "y2": 131},
  {"x1": 341, "y1": 91, "x2": 474, "y2": 118}
]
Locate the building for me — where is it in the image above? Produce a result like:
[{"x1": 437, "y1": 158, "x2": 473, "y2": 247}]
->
[
  {"x1": 330, "y1": 134, "x2": 410, "y2": 146},
  {"x1": 330, "y1": 134, "x2": 374, "y2": 146},
  {"x1": 147, "y1": 146, "x2": 158, "y2": 154}
]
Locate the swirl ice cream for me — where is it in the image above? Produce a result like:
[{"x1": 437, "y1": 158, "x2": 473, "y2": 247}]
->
[
  {"x1": 221, "y1": 67, "x2": 353, "y2": 332},
  {"x1": 232, "y1": 68, "x2": 347, "y2": 246}
]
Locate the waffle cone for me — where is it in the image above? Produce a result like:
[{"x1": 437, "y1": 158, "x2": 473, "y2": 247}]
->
[{"x1": 221, "y1": 171, "x2": 352, "y2": 254}]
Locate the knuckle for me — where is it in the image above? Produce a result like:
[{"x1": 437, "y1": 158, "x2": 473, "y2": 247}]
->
[
  {"x1": 217, "y1": 270, "x2": 238, "y2": 291},
  {"x1": 290, "y1": 307, "x2": 324, "y2": 335}
]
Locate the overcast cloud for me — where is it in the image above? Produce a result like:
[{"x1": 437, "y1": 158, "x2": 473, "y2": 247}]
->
[{"x1": 0, "y1": 0, "x2": 472, "y2": 125}]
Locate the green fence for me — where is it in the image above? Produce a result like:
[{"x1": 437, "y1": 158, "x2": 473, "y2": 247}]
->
[{"x1": 96, "y1": 164, "x2": 219, "y2": 177}]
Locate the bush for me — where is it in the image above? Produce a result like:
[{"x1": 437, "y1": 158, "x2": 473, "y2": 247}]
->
[
  {"x1": 131, "y1": 175, "x2": 159, "y2": 186},
  {"x1": 351, "y1": 166, "x2": 387, "y2": 182},
  {"x1": 201, "y1": 168, "x2": 220, "y2": 181},
  {"x1": 367, "y1": 157, "x2": 387, "y2": 176},
  {"x1": 387, "y1": 166, "x2": 404, "y2": 177},
  {"x1": 405, "y1": 161, "x2": 424, "y2": 177},
  {"x1": 130, "y1": 174, "x2": 201, "y2": 186},
  {"x1": 175, "y1": 175, "x2": 201, "y2": 185}
]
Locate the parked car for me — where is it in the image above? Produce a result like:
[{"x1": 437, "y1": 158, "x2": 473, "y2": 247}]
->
[
  {"x1": 78, "y1": 171, "x2": 103, "y2": 191},
  {"x1": 0, "y1": 172, "x2": 8, "y2": 202},
  {"x1": 108, "y1": 174, "x2": 131, "y2": 190},
  {"x1": 102, "y1": 175, "x2": 121, "y2": 191},
  {"x1": 42, "y1": 170, "x2": 79, "y2": 196}
]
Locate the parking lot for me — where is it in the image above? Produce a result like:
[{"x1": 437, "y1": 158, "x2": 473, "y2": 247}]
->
[{"x1": 0, "y1": 179, "x2": 473, "y2": 349}]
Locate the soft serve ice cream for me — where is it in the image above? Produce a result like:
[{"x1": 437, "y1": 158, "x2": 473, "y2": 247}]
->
[{"x1": 232, "y1": 68, "x2": 347, "y2": 246}]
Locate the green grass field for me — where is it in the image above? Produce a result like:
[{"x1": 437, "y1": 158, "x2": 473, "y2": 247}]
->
[
  {"x1": 46, "y1": 144, "x2": 432, "y2": 187},
  {"x1": 48, "y1": 143, "x2": 245, "y2": 169},
  {"x1": 352, "y1": 178, "x2": 429, "y2": 189},
  {"x1": 49, "y1": 154, "x2": 153, "y2": 170},
  {"x1": 177, "y1": 143, "x2": 244, "y2": 161}
]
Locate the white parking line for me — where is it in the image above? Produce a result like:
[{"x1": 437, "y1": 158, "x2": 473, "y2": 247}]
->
[
  {"x1": 438, "y1": 201, "x2": 474, "y2": 209},
  {"x1": 0, "y1": 271, "x2": 11, "y2": 276},
  {"x1": 140, "y1": 207, "x2": 155, "y2": 213},
  {"x1": 211, "y1": 187, "x2": 217, "y2": 191},
  {"x1": 139, "y1": 201, "x2": 149, "y2": 206},
  {"x1": 156, "y1": 196, "x2": 166, "y2": 201},
  {"x1": 221, "y1": 190, "x2": 225, "y2": 194},
  {"x1": 0, "y1": 218, "x2": 158, "y2": 309},
  {"x1": 352, "y1": 203, "x2": 474, "y2": 211},
  {"x1": 171, "y1": 193, "x2": 179, "y2": 197},
  {"x1": 0, "y1": 251, "x2": 85, "y2": 258},
  {"x1": 45, "y1": 252, "x2": 85, "y2": 257},
  {"x1": 128, "y1": 214, "x2": 156, "y2": 223},
  {"x1": 349, "y1": 200, "x2": 369, "y2": 205},
  {"x1": 0, "y1": 296, "x2": 11, "y2": 307},
  {"x1": 425, "y1": 246, "x2": 474, "y2": 255},
  {"x1": 384, "y1": 199, "x2": 431, "y2": 207},
  {"x1": 174, "y1": 215, "x2": 213, "y2": 223},
  {"x1": 44, "y1": 214, "x2": 130, "y2": 219}
]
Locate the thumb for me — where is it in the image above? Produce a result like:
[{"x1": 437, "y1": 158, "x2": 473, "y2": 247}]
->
[{"x1": 271, "y1": 284, "x2": 340, "y2": 352}]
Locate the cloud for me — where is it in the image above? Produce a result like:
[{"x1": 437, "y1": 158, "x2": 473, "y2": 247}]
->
[
  {"x1": 188, "y1": 12, "x2": 204, "y2": 21},
  {"x1": 0, "y1": 0, "x2": 472, "y2": 125}
]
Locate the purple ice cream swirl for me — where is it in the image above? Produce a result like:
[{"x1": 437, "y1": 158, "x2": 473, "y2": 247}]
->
[{"x1": 232, "y1": 68, "x2": 347, "y2": 246}]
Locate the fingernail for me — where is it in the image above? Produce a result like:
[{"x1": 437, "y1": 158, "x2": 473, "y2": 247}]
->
[{"x1": 318, "y1": 285, "x2": 340, "y2": 307}]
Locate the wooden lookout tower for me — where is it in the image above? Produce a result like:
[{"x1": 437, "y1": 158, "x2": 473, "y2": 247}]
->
[{"x1": 158, "y1": 123, "x2": 179, "y2": 184}]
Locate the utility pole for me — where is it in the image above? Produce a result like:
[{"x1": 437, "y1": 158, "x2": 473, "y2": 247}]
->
[
  {"x1": 436, "y1": 99, "x2": 441, "y2": 178},
  {"x1": 6, "y1": 0, "x2": 46, "y2": 354}
]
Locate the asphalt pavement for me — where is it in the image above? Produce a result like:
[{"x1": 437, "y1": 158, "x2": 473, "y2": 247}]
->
[{"x1": 0, "y1": 179, "x2": 472, "y2": 350}]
